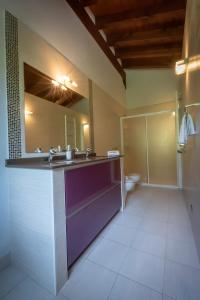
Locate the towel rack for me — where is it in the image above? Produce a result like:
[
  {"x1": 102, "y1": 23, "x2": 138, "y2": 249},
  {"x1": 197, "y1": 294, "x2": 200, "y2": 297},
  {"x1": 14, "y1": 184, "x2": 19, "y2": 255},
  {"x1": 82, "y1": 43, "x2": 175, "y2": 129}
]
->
[{"x1": 185, "y1": 102, "x2": 200, "y2": 108}]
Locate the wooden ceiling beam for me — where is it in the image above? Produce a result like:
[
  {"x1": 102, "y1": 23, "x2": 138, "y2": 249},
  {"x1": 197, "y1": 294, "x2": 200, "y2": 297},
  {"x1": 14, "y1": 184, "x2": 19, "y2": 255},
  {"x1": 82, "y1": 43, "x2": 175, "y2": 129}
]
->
[
  {"x1": 105, "y1": 15, "x2": 185, "y2": 40},
  {"x1": 115, "y1": 34, "x2": 183, "y2": 48},
  {"x1": 66, "y1": 0, "x2": 126, "y2": 84},
  {"x1": 79, "y1": 0, "x2": 98, "y2": 7},
  {"x1": 115, "y1": 42, "x2": 182, "y2": 55},
  {"x1": 95, "y1": 1, "x2": 186, "y2": 29},
  {"x1": 116, "y1": 47, "x2": 181, "y2": 60},
  {"x1": 57, "y1": 94, "x2": 82, "y2": 107},
  {"x1": 103, "y1": 9, "x2": 185, "y2": 35},
  {"x1": 107, "y1": 26, "x2": 184, "y2": 46},
  {"x1": 124, "y1": 64, "x2": 173, "y2": 69},
  {"x1": 122, "y1": 58, "x2": 176, "y2": 69},
  {"x1": 120, "y1": 52, "x2": 181, "y2": 60},
  {"x1": 123, "y1": 62, "x2": 174, "y2": 69}
]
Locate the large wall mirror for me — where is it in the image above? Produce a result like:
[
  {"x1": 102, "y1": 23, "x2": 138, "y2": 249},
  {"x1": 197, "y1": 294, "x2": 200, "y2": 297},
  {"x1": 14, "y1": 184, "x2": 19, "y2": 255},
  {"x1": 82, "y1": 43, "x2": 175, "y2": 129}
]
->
[
  {"x1": 24, "y1": 63, "x2": 90, "y2": 153},
  {"x1": 19, "y1": 21, "x2": 92, "y2": 154}
]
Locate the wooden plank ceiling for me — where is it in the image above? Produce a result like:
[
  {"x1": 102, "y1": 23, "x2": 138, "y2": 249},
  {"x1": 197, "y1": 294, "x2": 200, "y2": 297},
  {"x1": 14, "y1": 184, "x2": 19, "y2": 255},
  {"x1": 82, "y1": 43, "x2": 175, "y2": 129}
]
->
[{"x1": 66, "y1": 0, "x2": 186, "y2": 82}]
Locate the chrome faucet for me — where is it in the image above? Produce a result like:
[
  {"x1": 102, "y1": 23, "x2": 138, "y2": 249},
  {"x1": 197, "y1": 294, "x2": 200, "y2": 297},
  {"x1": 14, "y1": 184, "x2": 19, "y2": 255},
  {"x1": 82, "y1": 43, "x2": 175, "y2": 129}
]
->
[
  {"x1": 86, "y1": 147, "x2": 92, "y2": 158},
  {"x1": 48, "y1": 148, "x2": 57, "y2": 163}
]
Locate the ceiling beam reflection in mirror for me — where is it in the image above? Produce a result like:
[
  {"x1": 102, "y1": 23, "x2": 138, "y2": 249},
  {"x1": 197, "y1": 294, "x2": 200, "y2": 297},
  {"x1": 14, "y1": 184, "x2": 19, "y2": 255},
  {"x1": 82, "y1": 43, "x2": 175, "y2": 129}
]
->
[{"x1": 24, "y1": 63, "x2": 82, "y2": 108}]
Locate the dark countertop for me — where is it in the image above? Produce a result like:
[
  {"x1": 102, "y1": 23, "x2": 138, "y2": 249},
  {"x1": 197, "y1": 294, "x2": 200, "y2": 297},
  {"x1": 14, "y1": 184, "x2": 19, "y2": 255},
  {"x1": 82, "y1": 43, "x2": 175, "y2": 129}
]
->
[{"x1": 5, "y1": 155, "x2": 122, "y2": 170}]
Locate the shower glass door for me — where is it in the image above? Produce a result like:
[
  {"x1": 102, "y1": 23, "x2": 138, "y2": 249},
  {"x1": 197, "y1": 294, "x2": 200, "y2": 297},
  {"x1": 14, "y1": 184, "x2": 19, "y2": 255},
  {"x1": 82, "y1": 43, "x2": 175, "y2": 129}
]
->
[
  {"x1": 123, "y1": 117, "x2": 148, "y2": 183},
  {"x1": 147, "y1": 112, "x2": 177, "y2": 185},
  {"x1": 122, "y1": 111, "x2": 177, "y2": 186}
]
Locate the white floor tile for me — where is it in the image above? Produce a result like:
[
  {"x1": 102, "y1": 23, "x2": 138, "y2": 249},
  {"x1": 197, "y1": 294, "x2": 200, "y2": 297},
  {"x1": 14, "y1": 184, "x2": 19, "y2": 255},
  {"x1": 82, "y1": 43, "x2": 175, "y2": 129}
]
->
[
  {"x1": 2, "y1": 278, "x2": 53, "y2": 300},
  {"x1": 104, "y1": 223, "x2": 138, "y2": 246},
  {"x1": 168, "y1": 212, "x2": 191, "y2": 228},
  {"x1": 53, "y1": 295, "x2": 69, "y2": 300},
  {"x1": 143, "y1": 210, "x2": 169, "y2": 223},
  {"x1": 119, "y1": 249, "x2": 165, "y2": 293},
  {"x1": 127, "y1": 200, "x2": 151, "y2": 212},
  {"x1": 131, "y1": 230, "x2": 166, "y2": 258},
  {"x1": 164, "y1": 260, "x2": 200, "y2": 300},
  {"x1": 114, "y1": 211, "x2": 143, "y2": 229},
  {"x1": 162, "y1": 295, "x2": 175, "y2": 300},
  {"x1": 108, "y1": 275, "x2": 162, "y2": 300},
  {"x1": 167, "y1": 223, "x2": 195, "y2": 243},
  {"x1": 0, "y1": 267, "x2": 26, "y2": 299},
  {"x1": 61, "y1": 260, "x2": 116, "y2": 300},
  {"x1": 87, "y1": 239, "x2": 129, "y2": 272},
  {"x1": 166, "y1": 239, "x2": 200, "y2": 269},
  {"x1": 140, "y1": 219, "x2": 167, "y2": 237}
]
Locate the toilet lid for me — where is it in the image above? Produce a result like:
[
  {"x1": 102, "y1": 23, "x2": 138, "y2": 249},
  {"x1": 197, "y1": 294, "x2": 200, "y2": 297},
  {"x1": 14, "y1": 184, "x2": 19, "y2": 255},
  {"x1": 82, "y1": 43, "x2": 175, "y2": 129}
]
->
[
  {"x1": 127, "y1": 173, "x2": 140, "y2": 181},
  {"x1": 129, "y1": 173, "x2": 139, "y2": 177}
]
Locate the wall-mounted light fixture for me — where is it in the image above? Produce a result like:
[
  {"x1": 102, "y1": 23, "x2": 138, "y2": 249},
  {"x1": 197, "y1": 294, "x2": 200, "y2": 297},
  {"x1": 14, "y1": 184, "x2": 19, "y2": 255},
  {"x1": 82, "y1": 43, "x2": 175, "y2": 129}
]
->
[
  {"x1": 175, "y1": 59, "x2": 188, "y2": 75},
  {"x1": 52, "y1": 75, "x2": 78, "y2": 90},
  {"x1": 83, "y1": 123, "x2": 89, "y2": 129},
  {"x1": 175, "y1": 56, "x2": 200, "y2": 75},
  {"x1": 25, "y1": 110, "x2": 33, "y2": 116}
]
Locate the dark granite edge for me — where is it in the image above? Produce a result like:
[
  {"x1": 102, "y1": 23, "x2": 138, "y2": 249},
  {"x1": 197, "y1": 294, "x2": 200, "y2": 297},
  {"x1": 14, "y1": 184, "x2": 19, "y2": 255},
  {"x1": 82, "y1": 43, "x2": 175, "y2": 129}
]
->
[{"x1": 5, "y1": 156, "x2": 122, "y2": 170}]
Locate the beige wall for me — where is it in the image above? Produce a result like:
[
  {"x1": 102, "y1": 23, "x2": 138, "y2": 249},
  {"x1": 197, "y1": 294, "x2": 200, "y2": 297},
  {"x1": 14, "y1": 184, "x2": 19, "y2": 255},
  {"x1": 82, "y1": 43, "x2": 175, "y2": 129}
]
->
[
  {"x1": 92, "y1": 83, "x2": 125, "y2": 155},
  {"x1": 181, "y1": 0, "x2": 200, "y2": 257},
  {"x1": 126, "y1": 69, "x2": 178, "y2": 109},
  {"x1": 127, "y1": 101, "x2": 176, "y2": 116}
]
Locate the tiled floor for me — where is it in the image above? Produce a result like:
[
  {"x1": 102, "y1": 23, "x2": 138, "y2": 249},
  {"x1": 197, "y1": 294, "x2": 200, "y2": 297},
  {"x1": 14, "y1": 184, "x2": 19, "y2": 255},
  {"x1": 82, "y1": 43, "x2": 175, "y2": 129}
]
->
[{"x1": 1, "y1": 186, "x2": 200, "y2": 300}]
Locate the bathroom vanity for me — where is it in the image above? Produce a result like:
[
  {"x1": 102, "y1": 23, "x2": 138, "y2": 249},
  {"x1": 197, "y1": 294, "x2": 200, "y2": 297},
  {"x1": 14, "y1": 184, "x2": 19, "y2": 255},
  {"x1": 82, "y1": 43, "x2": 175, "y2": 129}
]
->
[
  {"x1": 3, "y1": 15, "x2": 125, "y2": 296},
  {"x1": 6, "y1": 156, "x2": 124, "y2": 295}
]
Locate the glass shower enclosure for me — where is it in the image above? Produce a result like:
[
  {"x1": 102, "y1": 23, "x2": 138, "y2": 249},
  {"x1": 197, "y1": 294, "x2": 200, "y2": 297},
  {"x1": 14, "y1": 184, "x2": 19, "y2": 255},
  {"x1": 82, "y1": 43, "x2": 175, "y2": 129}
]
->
[{"x1": 121, "y1": 110, "x2": 177, "y2": 186}]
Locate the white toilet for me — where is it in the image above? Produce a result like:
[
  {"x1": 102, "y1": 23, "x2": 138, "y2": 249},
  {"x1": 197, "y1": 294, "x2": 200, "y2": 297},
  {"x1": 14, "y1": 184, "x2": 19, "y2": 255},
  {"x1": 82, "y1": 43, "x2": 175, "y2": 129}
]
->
[{"x1": 125, "y1": 173, "x2": 140, "y2": 192}]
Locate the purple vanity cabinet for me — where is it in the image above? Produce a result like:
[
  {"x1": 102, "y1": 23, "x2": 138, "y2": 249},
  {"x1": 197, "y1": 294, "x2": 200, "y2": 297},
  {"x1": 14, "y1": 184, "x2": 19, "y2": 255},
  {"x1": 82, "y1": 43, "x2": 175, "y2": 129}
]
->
[{"x1": 65, "y1": 159, "x2": 121, "y2": 267}]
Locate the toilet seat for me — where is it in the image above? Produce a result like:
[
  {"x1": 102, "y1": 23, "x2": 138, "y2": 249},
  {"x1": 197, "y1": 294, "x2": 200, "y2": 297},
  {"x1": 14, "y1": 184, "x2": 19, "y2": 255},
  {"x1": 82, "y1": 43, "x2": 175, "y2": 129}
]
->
[{"x1": 126, "y1": 174, "x2": 140, "y2": 182}]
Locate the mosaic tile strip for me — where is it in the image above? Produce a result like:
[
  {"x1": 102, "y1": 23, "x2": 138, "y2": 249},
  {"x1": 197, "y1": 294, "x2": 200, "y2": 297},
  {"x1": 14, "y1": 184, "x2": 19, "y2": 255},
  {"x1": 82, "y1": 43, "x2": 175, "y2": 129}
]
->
[{"x1": 5, "y1": 11, "x2": 21, "y2": 158}]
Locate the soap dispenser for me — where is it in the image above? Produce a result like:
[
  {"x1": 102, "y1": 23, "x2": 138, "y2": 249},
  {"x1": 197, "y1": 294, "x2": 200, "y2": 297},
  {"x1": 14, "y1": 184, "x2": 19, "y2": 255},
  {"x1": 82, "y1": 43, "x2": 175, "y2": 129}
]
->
[{"x1": 66, "y1": 145, "x2": 72, "y2": 160}]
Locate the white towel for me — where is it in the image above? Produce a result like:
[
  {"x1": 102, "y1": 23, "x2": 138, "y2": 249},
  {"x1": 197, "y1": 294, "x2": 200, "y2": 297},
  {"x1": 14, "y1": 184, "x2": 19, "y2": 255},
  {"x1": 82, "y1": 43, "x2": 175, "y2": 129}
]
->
[{"x1": 179, "y1": 113, "x2": 196, "y2": 145}]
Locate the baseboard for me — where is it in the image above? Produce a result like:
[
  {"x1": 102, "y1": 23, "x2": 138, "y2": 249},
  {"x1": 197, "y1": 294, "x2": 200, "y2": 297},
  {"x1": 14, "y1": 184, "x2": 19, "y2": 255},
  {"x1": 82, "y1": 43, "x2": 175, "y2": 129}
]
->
[
  {"x1": 0, "y1": 253, "x2": 11, "y2": 271},
  {"x1": 141, "y1": 183, "x2": 178, "y2": 189}
]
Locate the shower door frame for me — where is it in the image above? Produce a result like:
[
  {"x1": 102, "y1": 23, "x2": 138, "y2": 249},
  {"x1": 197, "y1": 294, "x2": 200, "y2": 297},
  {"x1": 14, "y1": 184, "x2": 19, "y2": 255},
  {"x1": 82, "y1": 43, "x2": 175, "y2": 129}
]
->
[{"x1": 120, "y1": 109, "x2": 180, "y2": 188}]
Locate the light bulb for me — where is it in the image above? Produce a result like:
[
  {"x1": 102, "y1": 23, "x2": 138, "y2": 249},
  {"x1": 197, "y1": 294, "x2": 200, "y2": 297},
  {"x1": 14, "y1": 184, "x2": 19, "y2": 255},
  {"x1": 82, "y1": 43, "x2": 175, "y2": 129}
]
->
[
  {"x1": 52, "y1": 79, "x2": 59, "y2": 86},
  {"x1": 72, "y1": 81, "x2": 78, "y2": 87},
  {"x1": 61, "y1": 85, "x2": 67, "y2": 91},
  {"x1": 63, "y1": 75, "x2": 70, "y2": 82}
]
